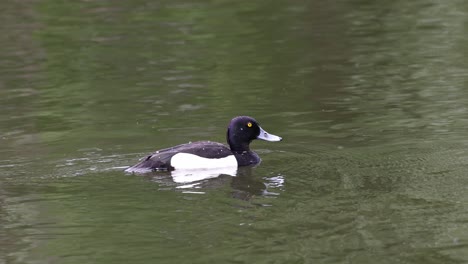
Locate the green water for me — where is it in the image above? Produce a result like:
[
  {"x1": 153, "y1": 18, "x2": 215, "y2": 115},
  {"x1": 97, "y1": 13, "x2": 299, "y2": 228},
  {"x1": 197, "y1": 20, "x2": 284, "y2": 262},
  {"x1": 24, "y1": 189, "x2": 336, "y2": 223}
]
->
[{"x1": 2, "y1": 1, "x2": 468, "y2": 263}]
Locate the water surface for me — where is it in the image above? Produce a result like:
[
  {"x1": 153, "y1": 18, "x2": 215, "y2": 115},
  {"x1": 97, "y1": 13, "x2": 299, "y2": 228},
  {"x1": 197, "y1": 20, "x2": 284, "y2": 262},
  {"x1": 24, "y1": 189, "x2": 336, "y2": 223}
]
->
[{"x1": 1, "y1": 1, "x2": 468, "y2": 263}]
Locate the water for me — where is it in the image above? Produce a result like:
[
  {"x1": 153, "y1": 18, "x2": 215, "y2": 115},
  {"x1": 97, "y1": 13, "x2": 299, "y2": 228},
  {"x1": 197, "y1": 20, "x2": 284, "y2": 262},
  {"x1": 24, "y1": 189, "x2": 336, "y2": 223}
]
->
[{"x1": 1, "y1": 0, "x2": 468, "y2": 263}]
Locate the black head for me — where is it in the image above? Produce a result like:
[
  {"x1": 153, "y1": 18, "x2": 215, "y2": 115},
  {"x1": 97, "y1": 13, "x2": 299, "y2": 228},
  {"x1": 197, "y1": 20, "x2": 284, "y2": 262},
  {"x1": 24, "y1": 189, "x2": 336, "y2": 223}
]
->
[{"x1": 226, "y1": 116, "x2": 282, "y2": 152}]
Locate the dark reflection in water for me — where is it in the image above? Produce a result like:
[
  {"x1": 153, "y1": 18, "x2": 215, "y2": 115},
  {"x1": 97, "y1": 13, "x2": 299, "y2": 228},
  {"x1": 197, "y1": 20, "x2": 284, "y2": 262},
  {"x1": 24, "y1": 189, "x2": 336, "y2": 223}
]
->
[
  {"x1": 140, "y1": 166, "x2": 283, "y2": 203},
  {"x1": 1, "y1": 0, "x2": 468, "y2": 263}
]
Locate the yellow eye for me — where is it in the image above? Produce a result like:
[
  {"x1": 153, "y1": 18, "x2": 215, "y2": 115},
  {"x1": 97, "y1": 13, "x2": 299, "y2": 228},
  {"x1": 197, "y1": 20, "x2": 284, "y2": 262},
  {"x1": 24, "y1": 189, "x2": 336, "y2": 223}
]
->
[{"x1": 247, "y1": 122, "x2": 252, "y2": 127}]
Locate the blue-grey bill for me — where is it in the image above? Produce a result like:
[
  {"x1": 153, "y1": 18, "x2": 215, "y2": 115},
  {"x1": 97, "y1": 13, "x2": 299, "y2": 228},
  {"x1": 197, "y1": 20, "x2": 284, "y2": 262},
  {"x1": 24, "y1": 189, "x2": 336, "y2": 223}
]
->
[{"x1": 257, "y1": 126, "x2": 282, "y2": 142}]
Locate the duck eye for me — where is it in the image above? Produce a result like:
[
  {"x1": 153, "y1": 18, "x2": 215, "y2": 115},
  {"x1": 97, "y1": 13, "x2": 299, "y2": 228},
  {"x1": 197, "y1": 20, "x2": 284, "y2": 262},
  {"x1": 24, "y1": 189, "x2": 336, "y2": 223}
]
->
[{"x1": 247, "y1": 122, "x2": 252, "y2": 128}]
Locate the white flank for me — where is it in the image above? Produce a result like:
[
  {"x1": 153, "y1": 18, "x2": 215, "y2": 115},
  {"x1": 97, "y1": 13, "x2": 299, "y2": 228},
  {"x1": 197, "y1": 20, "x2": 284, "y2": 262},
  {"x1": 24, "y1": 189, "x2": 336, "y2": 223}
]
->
[
  {"x1": 170, "y1": 153, "x2": 238, "y2": 169},
  {"x1": 170, "y1": 153, "x2": 238, "y2": 183},
  {"x1": 125, "y1": 153, "x2": 238, "y2": 183}
]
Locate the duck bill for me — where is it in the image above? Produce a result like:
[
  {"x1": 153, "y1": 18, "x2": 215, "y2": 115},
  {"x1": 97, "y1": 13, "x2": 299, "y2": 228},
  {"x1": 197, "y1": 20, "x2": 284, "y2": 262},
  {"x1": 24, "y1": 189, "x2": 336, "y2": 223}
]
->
[{"x1": 257, "y1": 126, "x2": 282, "y2": 142}]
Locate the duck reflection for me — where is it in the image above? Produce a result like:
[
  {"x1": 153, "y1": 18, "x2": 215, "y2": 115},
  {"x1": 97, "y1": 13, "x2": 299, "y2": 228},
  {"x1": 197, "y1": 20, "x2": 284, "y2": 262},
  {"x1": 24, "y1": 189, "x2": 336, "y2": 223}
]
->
[
  {"x1": 144, "y1": 166, "x2": 284, "y2": 201},
  {"x1": 171, "y1": 166, "x2": 238, "y2": 184},
  {"x1": 230, "y1": 167, "x2": 269, "y2": 201}
]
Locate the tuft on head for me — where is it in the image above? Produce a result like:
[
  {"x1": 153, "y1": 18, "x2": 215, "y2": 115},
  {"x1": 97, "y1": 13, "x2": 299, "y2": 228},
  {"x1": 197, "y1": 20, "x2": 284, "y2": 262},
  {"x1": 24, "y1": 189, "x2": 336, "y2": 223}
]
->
[{"x1": 227, "y1": 116, "x2": 261, "y2": 151}]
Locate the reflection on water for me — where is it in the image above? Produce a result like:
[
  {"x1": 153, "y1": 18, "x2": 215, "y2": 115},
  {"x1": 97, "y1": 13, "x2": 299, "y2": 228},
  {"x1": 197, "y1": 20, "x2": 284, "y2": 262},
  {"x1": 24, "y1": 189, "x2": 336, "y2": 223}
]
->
[
  {"x1": 143, "y1": 166, "x2": 284, "y2": 202},
  {"x1": 1, "y1": 0, "x2": 468, "y2": 263},
  {"x1": 171, "y1": 167, "x2": 237, "y2": 184}
]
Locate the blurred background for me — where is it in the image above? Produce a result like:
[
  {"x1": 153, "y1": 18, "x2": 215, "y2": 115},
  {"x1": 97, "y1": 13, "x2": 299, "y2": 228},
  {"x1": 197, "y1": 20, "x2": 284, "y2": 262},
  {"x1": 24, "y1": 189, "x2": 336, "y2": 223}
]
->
[{"x1": 1, "y1": 0, "x2": 468, "y2": 263}]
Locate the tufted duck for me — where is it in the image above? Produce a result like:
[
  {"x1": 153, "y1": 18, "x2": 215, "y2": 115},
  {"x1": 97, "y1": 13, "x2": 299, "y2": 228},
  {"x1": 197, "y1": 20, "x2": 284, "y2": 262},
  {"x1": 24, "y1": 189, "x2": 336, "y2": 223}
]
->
[{"x1": 125, "y1": 116, "x2": 282, "y2": 173}]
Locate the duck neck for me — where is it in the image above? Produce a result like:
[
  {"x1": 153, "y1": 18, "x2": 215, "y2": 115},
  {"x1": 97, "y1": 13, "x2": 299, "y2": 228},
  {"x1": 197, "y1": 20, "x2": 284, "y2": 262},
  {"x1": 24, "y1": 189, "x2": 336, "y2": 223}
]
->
[
  {"x1": 229, "y1": 141, "x2": 250, "y2": 152},
  {"x1": 227, "y1": 130, "x2": 251, "y2": 152}
]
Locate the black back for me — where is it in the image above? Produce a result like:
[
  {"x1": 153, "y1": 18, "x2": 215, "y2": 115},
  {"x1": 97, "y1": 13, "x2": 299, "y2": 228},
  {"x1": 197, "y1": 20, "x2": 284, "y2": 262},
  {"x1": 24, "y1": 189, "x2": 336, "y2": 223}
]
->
[{"x1": 126, "y1": 141, "x2": 232, "y2": 171}]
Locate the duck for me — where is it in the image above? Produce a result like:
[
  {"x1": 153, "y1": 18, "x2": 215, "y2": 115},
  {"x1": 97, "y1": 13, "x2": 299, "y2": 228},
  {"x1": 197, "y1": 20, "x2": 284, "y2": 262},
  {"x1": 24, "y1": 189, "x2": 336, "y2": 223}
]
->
[{"x1": 125, "y1": 116, "x2": 282, "y2": 173}]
